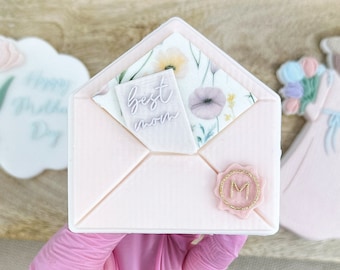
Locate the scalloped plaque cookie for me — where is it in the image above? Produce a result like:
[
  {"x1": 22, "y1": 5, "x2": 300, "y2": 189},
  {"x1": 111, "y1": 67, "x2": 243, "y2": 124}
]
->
[{"x1": 0, "y1": 36, "x2": 89, "y2": 179}]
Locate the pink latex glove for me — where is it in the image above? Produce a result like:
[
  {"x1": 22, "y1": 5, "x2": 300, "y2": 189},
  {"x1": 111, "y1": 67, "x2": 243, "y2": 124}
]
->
[{"x1": 30, "y1": 225, "x2": 247, "y2": 270}]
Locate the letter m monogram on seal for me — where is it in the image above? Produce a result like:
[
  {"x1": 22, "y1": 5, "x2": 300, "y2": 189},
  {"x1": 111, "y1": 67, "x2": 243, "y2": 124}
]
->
[
  {"x1": 215, "y1": 164, "x2": 264, "y2": 218},
  {"x1": 230, "y1": 181, "x2": 250, "y2": 200}
]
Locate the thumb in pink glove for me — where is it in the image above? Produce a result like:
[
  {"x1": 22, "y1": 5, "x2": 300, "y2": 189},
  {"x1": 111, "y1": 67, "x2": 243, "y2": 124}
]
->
[
  {"x1": 183, "y1": 234, "x2": 247, "y2": 269},
  {"x1": 30, "y1": 225, "x2": 247, "y2": 270}
]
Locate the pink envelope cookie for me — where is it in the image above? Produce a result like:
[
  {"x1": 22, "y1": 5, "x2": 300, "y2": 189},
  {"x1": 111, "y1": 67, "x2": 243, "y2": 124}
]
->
[{"x1": 68, "y1": 18, "x2": 281, "y2": 235}]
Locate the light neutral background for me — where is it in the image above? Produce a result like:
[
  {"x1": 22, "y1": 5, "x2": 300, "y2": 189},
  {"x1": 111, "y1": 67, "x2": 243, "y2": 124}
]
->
[{"x1": 0, "y1": 0, "x2": 340, "y2": 267}]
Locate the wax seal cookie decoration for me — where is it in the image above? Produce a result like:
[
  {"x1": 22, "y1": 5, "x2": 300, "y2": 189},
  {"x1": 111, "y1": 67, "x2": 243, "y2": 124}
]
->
[
  {"x1": 279, "y1": 37, "x2": 340, "y2": 240},
  {"x1": 215, "y1": 163, "x2": 264, "y2": 219},
  {"x1": 0, "y1": 36, "x2": 89, "y2": 179}
]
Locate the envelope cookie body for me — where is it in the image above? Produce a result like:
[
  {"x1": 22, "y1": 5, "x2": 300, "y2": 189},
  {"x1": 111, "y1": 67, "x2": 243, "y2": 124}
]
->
[{"x1": 68, "y1": 18, "x2": 281, "y2": 235}]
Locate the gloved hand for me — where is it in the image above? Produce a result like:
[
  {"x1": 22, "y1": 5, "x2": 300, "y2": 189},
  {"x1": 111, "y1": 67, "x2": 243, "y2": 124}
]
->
[{"x1": 30, "y1": 225, "x2": 247, "y2": 270}]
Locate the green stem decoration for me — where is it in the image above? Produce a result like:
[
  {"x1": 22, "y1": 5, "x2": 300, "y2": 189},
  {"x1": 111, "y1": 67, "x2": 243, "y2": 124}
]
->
[
  {"x1": 201, "y1": 60, "x2": 210, "y2": 86},
  {"x1": 248, "y1": 92, "x2": 256, "y2": 104},
  {"x1": 117, "y1": 70, "x2": 127, "y2": 84},
  {"x1": 216, "y1": 116, "x2": 220, "y2": 133},
  {"x1": 299, "y1": 75, "x2": 319, "y2": 114},
  {"x1": 189, "y1": 42, "x2": 201, "y2": 68},
  {"x1": 0, "y1": 76, "x2": 14, "y2": 110},
  {"x1": 130, "y1": 50, "x2": 154, "y2": 81}
]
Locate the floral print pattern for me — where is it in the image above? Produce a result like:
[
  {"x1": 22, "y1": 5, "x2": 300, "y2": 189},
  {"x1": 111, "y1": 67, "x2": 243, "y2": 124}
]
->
[
  {"x1": 188, "y1": 87, "x2": 226, "y2": 120},
  {"x1": 153, "y1": 47, "x2": 188, "y2": 78},
  {"x1": 94, "y1": 32, "x2": 257, "y2": 147}
]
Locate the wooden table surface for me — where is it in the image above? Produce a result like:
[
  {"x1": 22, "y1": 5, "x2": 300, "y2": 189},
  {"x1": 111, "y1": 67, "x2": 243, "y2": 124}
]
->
[{"x1": 1, "y1": 0, "x2": 340, "y2": 262}]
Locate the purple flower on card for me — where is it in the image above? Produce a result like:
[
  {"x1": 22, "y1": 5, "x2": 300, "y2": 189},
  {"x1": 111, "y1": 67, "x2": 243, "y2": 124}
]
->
[
  {"x1": 210, "y1": 61, "x2": 219, "y2": 74},
  {"x1": 189, "y1": 87, "x2": 226, "y2": 120}
]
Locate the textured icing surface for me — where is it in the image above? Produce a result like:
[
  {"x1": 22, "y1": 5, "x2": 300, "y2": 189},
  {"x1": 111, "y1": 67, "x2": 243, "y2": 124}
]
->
[
  {"x1": 115, "y1": 70, "x2": 197, "y2": 153},
  {"x1": 280, "y1": 37, "x2": 340, "y2": 239},
  {"x1": 69, "y1": 18, "x2": 281, "y2": 234}
]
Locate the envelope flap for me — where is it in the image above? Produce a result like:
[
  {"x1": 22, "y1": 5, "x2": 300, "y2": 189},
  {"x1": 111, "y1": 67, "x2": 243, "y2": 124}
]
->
[
  {"x1": 160, "y1": 18, "x2": 279, "y2": 101},
  {"x1": 74, "y1": 154, "x2": 275, "y2": 233},
  {"x1": 69, "y1": 97, "x2": 149, "y2": 224},
  {"x1": 90, "y1": 17, "x2": 280, "y2": 154},
  {"x1": 72, "y1": 19, "x2": 187, "y2": 99},
  {"x1": 199, "y1": 100, "x2": 281, "y2": 226}
]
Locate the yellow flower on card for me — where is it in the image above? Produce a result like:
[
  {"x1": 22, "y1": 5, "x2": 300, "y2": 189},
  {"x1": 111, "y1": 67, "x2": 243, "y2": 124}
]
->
[
  {"x1": 224, "y1": 114, "x2": 232, "y2": 121},
  {"x1": 224, "y1": 114, "x2": 232, "y2": 122},
  {"x1": 154, "y1": 47, "x2": 188, "y2": 78},
  {"x1": 227, "y1": 93, "x2": 236, "y2": 109}
]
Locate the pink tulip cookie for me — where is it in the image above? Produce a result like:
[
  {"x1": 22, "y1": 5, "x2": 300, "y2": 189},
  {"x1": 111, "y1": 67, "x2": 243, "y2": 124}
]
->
[{"x1": 279, "y1": 38, "x2": 340, "y2": 240}]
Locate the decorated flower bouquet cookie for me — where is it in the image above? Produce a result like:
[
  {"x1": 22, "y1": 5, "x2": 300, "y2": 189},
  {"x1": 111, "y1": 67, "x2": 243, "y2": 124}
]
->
[{"x1": 279, "y1": 37, "x2": 340, "y2": 240}]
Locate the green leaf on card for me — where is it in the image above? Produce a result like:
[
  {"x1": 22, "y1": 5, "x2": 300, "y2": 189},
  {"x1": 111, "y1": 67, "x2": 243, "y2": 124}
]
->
[
  {"x1": 118, "y1": 70, "x2": 127, "y2": 84},
  {"x1": 0, "y1": 76, "x2": 14, "y2": 110}
]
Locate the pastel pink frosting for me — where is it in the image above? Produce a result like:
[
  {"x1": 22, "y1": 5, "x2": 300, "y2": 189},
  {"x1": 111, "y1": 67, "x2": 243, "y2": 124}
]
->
[
  {"x1": 0, "y1": 37, "x2": 24, "y2": 72},
  {"x1": 282, "y1": 98, "x2": 300, "y2": 115},
  {"x1": 215, "y1": 163, "x2": 264, "y2": 219},
  {"x1": 300, "y1": 57, "x2": 319, "y2": 78}
]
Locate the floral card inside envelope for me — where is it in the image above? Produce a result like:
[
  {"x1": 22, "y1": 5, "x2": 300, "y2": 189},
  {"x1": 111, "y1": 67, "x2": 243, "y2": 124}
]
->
[{"x1": 68, "y1": 18, "x2": 281, "y2": 235}]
